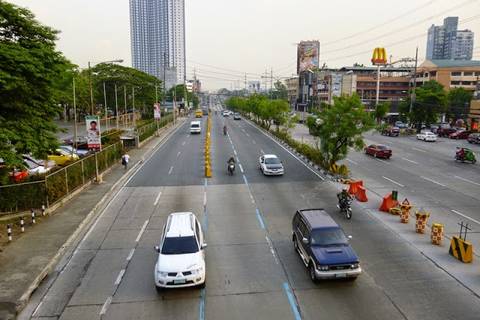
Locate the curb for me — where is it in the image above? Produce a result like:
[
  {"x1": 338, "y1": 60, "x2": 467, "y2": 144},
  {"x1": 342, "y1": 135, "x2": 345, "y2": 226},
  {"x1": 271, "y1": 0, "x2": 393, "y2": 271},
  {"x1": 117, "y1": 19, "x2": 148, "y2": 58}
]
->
[{"x1": 14, "y1": 119, "x2": 185, "y2": 315}]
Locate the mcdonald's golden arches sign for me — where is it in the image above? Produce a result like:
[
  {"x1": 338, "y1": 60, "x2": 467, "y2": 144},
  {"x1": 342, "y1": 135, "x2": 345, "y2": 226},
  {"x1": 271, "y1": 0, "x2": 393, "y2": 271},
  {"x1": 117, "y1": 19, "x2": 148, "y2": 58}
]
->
[{"x1": 371, "y1": 48, "x2": 387, "y2": 65}]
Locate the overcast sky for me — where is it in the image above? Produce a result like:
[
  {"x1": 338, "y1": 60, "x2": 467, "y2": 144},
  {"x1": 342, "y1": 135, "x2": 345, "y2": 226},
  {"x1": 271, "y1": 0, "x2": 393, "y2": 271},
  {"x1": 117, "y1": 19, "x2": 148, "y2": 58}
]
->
[{"x1": 7, "y1": 0, "x2": 480, "y2": 90}]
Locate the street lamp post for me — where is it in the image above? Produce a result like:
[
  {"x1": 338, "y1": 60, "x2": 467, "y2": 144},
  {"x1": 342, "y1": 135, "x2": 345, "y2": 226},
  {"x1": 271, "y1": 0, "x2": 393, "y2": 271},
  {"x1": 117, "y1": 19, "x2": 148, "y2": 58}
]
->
[
  {"x1": 115, "y1": 83, "x2": 119, "y2": 130},
  {"x1": 87, "y1": 59, "x2": 123, "y2": 116},
  {"x1": 103, "y1": 82, "x2": 108, "y2": 131}
]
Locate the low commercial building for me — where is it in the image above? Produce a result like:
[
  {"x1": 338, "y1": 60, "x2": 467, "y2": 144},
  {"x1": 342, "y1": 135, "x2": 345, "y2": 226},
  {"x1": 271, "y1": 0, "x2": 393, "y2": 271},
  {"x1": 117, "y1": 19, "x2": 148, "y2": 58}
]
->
[
  {"x1": 284, "y1": 76, "x2": 299, "y2": 108},
  {"x1": 415, "y1": 60, "x2": 480, "y2": 92}
]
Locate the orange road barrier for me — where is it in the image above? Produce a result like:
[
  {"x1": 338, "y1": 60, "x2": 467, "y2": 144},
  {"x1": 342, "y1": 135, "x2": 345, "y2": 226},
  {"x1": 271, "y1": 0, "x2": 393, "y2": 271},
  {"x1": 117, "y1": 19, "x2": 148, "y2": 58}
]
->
[
  {"x1": 431, "y1": 223, "x2": 444, "y2": 245},
  {"x1": 355, "y1": 186, "x2": 368, "y2": 202},
  {"x1": 415, "y1": 209, "x2": 430, "y2": 234},
  {"x1": 379, "y1": 193, "x2": 399, "y2": 212},
  {"x1": 348, "y1": 180, "x2": 363, "y2": 195},
  {"x1": 400, "y1": 199, "x2": 412, "y2": 223}
]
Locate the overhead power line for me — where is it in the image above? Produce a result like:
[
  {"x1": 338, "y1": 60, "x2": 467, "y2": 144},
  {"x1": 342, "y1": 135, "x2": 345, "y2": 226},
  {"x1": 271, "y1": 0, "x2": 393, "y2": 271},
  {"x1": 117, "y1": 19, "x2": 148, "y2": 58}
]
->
[
  {"x1": 322, "y1": 0, "x2": 440, "y2": 46},
  {"x1": 187, "y1": 59, "x2": 263, "y2": 77},
  {"x1": 322, "y1": 0, "x2": 478, "y2": 54}
]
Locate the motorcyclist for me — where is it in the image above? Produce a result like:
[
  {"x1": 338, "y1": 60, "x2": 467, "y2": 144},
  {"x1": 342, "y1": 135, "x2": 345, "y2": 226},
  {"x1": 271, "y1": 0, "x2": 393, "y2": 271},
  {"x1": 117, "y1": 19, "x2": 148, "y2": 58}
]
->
[
  {"x1": 456, "y1": 147, "x2": 466, "y2": 160},
  {"x1": 337, "y1": 188, "x2": 351, "y2": 208},
  {"x1": 227, "y1": 156, "x2": 235, "y2": 165}
]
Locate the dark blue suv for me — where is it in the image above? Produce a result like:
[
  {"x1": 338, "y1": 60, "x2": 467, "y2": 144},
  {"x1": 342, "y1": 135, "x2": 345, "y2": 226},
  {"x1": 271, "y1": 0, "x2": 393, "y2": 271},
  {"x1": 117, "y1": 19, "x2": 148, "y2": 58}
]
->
[{"x1": 292, "y1": 209, "x2": 361, "y2": 281}]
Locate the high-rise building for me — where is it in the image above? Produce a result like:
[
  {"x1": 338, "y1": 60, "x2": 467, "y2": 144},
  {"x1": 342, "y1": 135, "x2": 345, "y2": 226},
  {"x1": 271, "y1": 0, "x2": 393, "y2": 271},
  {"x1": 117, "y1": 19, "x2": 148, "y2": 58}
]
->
[
  {"x1": 426, "y1": 17, "x2": 474, "y2": 60},
  {"x1": 130, "y1": 0, "x2": 186, "y2": 88}
]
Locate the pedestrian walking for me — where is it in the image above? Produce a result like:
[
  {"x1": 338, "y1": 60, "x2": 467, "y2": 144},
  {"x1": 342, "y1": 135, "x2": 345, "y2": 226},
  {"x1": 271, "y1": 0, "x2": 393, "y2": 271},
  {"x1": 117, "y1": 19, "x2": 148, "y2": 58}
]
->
[{"x1": 121, "y1": 152, "x2": 130, "y2": 170}]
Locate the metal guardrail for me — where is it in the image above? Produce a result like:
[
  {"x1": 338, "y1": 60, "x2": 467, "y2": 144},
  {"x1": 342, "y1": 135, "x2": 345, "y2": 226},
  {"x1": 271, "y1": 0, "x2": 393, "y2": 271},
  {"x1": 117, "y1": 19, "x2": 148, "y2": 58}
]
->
[{"x1": 0, "y1": 142, "x2": 122, "y2": 214}]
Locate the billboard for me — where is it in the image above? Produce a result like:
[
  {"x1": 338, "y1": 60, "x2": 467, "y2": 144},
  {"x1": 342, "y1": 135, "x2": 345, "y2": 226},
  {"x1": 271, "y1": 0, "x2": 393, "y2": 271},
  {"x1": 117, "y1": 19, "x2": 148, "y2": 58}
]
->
[
  {"x1": 297, "y1": 41, "x2": 320, "y2": 73},
  {"x1": 85, "y1": 115, "x2": 101, "y2": 150},
  {"x1": 372, "y1": 47, "x2": 388, "y2": 65},
  {"x1": 154, "y1": 103, "x2": 161, "y2": 120}
]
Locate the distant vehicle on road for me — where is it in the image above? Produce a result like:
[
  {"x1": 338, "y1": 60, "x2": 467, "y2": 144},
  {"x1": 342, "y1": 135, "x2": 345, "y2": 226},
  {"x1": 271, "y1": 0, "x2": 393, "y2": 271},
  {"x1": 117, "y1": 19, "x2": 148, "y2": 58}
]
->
[
  {"x1": 259, "y1": 154, "x2": 284, "y2": 175},
  {"x1": 449, "y1": 130, "x2": 471, "y2": 140},
  {"x1": 195, "y1": 110, "x2": 203, "y2": 118},
  {"x1": 437, "y1": 127, "x2": 457, "y2": 137},
  {"x1": 190, "y1": 121, "x2": 201, "y2": 134},
  {"x1": 154, "y1": 212, "x2": 206, "y2": 290},
  {"x1": 233, "y1": 113, "x2": 241, "y2": 120},
  {"x1": 381, "y1": 126, "x2": 400, "y2": 137},
  {"x1": 416, "y1": 131, "x2": 437, "y2": 142},
  {"x1": 365, "y1": 144, "x2": 392, "y2": 159},
  {"x1": 467, "y1": 133, "x2": 480, "y2": 144},
  {"x1": 222, "y1": 110, "x2": 229, "y2": 117},
  {"x1": 292, "y1": 209, "x2": 361, "y2": 282}
]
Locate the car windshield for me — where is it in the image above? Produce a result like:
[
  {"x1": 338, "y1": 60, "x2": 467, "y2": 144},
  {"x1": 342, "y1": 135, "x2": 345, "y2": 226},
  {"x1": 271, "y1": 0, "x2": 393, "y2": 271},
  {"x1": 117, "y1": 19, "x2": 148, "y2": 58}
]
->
[
  {"x1": 161, "y1": 236, "x2": 199, "y2": 254},
  {"x1": 24, "y1": 159, "x2": 39, "y2": 169},
  {"x1": 310, "y1": 228, "x2": 348, "y2": 246},
  {"x1": 191, "y1": 124, "x2": 200, "y2": 128},
  {"x1": 265, "y1": 157, "x2": 280, "y2": 164},
  {"x1": 377, "y1": 145, "x2": 388, "y2": 150}
]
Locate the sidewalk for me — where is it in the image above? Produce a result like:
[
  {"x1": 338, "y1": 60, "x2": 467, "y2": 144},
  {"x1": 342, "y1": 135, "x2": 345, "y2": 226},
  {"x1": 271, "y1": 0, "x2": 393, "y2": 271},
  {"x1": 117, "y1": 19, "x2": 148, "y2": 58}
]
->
[{"x1": 0, "y1": 119, "x2": 184, "y2": 320}]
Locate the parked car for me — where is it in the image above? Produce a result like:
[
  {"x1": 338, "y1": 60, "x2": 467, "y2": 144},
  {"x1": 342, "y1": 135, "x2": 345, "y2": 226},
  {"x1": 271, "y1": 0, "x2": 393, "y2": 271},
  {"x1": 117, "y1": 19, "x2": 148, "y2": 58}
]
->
[
  {"x1": 24, "y1": 158, "x2": 52, "y2": 175},
  {"x1": 292, "y1": 208, "x2": 361, "y2": 281},
  {"x1": 58, "y1": 145, "x2": 91, "y2": 158},
  {"x1": 9, "y1": 168, "x2": 28, "y2": 183},
  {"x1": 63, "y1": 136, "x2": 89, "y2": 149},
  {"x1": 259, "y1": 154, "x2": 284, "y2": 175},
  {"x1": 395, "y1": 121, "x2": 407, "y2": 129},
  {"x1": 416, "y1": 131, "x2": 437, "y2": 142},
  {"x1": 437, "y1": 127, "x2": 457, "y2": 137},
  {"x1": 22, "y1": 155, "x2": 56, "y2": 169},
  {"x1": 381, "y1": 126, "x2": 400, "y2": 137},
  {"x1": 467, "y1": 133, "x2": 480, "y2": 144},
  {"x1": 449, "y1": 130, "x2": 471, "y2": 140},
  {"x1": 48, "y1": 149, "x2": 79, "y2": 166},
  {"x1": 365, "y1": 144, "x2": 392, "y2": 159},
  {"x1": 154, "y1": 212, "x2": 206, "y2": 290}
]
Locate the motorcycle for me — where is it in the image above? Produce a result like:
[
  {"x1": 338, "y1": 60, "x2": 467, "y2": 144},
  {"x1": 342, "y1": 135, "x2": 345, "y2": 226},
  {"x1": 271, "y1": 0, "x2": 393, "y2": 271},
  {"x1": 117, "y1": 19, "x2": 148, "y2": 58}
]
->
[
  {"x1": 337, "y1": 196, "x2": 353, "y2": 219},
  {"x1": 455, "y1": 148, "x2": 477, "y2": 164},
  {"x1": 227, "y1": 162, "x2": 235, "y2": 175}
]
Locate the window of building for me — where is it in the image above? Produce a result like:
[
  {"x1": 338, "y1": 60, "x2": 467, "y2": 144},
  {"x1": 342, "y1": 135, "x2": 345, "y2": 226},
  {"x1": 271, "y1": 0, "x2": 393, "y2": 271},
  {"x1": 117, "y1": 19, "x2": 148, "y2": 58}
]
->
[
  {"x1": 451, "y1": 81, "x2": 461, "y2": 85},
  {"x1": 451, "y1": 72, "x2": 462, "y2": 76},
  {"x1": 464, "y1": 72, "x2": 473, "y2": 76}
]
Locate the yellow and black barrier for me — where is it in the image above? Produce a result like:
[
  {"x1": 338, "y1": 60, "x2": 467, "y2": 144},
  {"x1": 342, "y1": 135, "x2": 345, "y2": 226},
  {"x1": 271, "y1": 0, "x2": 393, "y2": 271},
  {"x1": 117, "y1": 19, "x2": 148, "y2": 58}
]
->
[
  {"x1": 449, "y1": 236, "x2": 473, "y2": 263},
  {"x1": 204, "y1": 114, "x2": 212, "y2": 178}
]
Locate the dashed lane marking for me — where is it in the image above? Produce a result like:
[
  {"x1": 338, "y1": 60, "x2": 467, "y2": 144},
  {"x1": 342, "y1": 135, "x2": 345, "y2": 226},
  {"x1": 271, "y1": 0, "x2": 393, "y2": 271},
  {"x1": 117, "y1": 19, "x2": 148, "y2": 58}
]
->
[
  {"x1": 182, "y1": 141, "x2": 186, "y2": 146},
  {"x1": 135, "y1": 220, "x2": 149, "y2": 242},
  {"x1": 451, "y1": 209, "x2": 480, "y2": 225},
  {"x1": 177, "y1": 151, "x2": 181, "y2": 157},
  {"x1": 413, "y1": 147, "x2": 427, "y2": 153},
  {"x1": 126, "y1": 248, "x2": 135, "y2": 261},
  {"x1": 421, "y1": 176, "x2": 446, "y2": 187},
  {"x1": 114, "y1": 269, "x2": 125, "y2": 285},
  {"x1": 346, "y1": 158, "x2": 358, "y2": 165},
  {"x1": 266, "y1": 235, "x2": 279, "y2": 264},
  {"x1": 256, "y1": 208, "x2": 266, "y2": 230},
  {"x1": 402, "y1": 157, "x2": 419, "y2": 165},
  {"x1": 154, "y1": 191, "x2": 162, "y2": 206},
  {"x1": 99, "y1": 296, "x2": 112, "y2": 316},
  {"x1": 382, "y1": 176, "x2": 405, "y2": 188},
  {"x1": 239, "y1": 163, "x2": 244, "y2": 173},
  {"x1": 168, "y1": 166, "x2": 174, "y2": 175},
  {"x1": 454, "y1": 175, "x2": 480, "y2": 187}
]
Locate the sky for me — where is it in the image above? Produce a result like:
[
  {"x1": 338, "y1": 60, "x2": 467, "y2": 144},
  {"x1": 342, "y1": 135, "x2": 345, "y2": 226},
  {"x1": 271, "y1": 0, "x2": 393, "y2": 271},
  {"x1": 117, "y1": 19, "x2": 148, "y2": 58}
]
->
[{"x1": 6, "y1": 0, "x2": 480, "y2": 90}]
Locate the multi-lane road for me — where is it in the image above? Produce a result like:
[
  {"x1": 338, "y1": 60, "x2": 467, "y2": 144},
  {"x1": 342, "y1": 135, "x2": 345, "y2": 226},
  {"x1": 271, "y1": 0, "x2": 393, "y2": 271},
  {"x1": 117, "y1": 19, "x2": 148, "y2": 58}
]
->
[{"x1": 22, "y1": 109, "x2": 480, "y2": 320}]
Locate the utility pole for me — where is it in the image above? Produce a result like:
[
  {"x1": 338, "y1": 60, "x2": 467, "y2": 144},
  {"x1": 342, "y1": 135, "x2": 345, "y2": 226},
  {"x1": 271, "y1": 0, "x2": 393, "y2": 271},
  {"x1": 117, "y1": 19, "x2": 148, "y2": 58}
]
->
[
  {"x1": 103, "y1": 82, "x2": 108, "y2": 131},
  {"x1": 409, "y1": 47, "x2": 419, "y2": 114},
  {"x1": 88, "y1": 61, "x2": 94, "y2": 115},
  {"x1": 124, "y1": 85, "x2": 127, "y2": 127},
  {"x1": 73, "y1": 78, "x2": 78, "y2": 153},
  {"x1": 163, "y1": 52, "x2": 167, "y2": 105},
  {"x1": 115, "y1": 83, "x2": 119, "y2": 129},
  {"x1": 132, "y1": 86, "x2": 136, "y2": 128}
]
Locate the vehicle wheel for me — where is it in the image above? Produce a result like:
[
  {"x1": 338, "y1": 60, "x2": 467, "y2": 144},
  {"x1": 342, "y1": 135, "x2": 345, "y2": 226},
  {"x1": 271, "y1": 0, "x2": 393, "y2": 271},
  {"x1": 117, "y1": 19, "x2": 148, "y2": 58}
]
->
[
  {"x1": 309, "y1": 263, "x2": 318, "y2": 283},
  {"x1": 374, "y1": 152, "x2": 378, "y2": 158},
  {"x1": 199, "y1": 281, "x2": 206, "y2": 289},
  {"x1": 293, "y1": 235, "x2": 299, "y2": 251},
  {"x1": 347, "y1": 276, "x2": 358, "y2": 282},
  {"x1": 155, "y1": 285, "x2": 164, "y2": 293},
  {"x1": 345, "y1": 209, "x2": 352, "y2": 220}
]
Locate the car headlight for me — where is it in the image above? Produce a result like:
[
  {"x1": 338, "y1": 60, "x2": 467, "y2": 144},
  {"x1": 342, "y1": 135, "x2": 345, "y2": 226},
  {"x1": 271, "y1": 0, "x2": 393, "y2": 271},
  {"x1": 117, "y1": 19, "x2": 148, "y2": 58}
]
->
[
  {"x1": 318, "y1": 265, "x2": 329, "y2": 271},
  {"x1": 191, "y1": 266, "x2": 204, "y2": 275},
  {"x1": 351, "y1": 263, "x2": 359, "y2": 269},
  {"x1": 157, "y1": 271, "x2": 168, "y2": 277}
]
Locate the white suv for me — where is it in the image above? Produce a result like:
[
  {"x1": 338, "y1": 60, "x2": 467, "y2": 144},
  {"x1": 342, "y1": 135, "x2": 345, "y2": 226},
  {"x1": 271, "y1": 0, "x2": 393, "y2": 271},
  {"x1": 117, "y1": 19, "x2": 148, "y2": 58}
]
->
[
  {"x1": 190, "y1": 121, "x2": 201, "y2": 134},
  {"x1": 154, "y1": 212, "x2": 206, "y2": 290}
]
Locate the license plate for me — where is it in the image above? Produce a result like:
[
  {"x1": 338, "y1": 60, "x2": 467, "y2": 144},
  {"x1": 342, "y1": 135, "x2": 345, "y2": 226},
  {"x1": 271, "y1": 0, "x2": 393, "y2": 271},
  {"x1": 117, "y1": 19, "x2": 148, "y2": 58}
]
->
[
  {"x1": 335, "y1": 273, "x2": 347, "y2": 278},
  {"x1": 174, "y1": 279, "x2": 186, "y2": 284}
]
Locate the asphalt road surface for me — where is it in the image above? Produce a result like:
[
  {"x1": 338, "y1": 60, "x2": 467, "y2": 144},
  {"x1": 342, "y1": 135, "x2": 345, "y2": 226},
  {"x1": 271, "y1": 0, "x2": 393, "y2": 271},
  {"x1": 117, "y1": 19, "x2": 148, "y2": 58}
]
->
[
  {"x1": 343, "y1": 132, "x2": 480, "y2": 251},
  {"x1": 22, "y1": 112, "x2": 480, "y2": 320}
]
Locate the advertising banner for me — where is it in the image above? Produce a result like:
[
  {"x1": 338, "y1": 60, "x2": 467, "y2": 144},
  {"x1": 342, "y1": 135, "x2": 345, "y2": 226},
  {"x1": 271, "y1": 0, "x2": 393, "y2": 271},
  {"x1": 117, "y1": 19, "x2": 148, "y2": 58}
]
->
[
  {"x1": 297, "y1": 41, "x2": 320, "y2": 73},
  {"x1": 154, "y1": 103, "x2": 161, "y2": 120},
  {"x1": 86, "y1": 115, "x2": 101, "y2": 150}
]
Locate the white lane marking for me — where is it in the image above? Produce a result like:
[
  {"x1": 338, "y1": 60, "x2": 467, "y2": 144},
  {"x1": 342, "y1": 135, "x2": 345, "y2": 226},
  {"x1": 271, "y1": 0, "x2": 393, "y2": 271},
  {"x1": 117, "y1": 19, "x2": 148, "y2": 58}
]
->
[
  {"x1": 114, "y1": 269, "x2": 126, "y2": 285},
  {"x1": 203, "y1": 191, "x2": 207, "y2": 207},
  {"x1": 126, "y1": 248, "x2": 135, "y2": 261},
  {"x1": 168, "y1": 166, "x2": 174, "y2": 175},
  {"x1": 382, "y1": 176, "x2": 405, "y2": 187},
  {"x1": 421, "y1": 176, "x2": 446, "y2": 187},
  {"x1": 32, "y1": 301, "x2": 44, "y2": 317},
  {"x1": 239, "y1": 163, "x2": 244, "y2": 173},
  {"x1": 413, "y1": 147, "x2": 427, "y2": 153},
  {"x1": 375, "y1": 158, "x2": 389, "y2": 164},
  {"x1": 260, "y1": 149, "x2": 265, "y2": 154},
  {"x1": 182, "y1": 141, "x2": 186, "y2": 146},
  {"x1": 135, "y1": 220, "x2": 149, "y2": 242},
  {"x1": 250, "y1": 193, "x2": 255, "y2": 204},
  {"x1": 244, "y1": 120, "x2": 325, "y2": 180},
  {"x1": 402, "y1": 157, "x2": 419, "y2": 165},
  {"x1": 233, "y1": 149, "x2": 237, "y2": 156},
  {"x1": 99, "y1": 296, "x2": 112, "y2": 315},
  {"x1": 451, "y1": 210, "x2": 480, "y2": 225},
  {"x1": 252, "y1": 140, "x2": 256, "y2": 144},
  {"x1": 246, "y1": 133, "x2": 250, "y2": 137},
  {"x1": 454, "y1": 175, "x2": 480, "y2": 187},
  {"x1": 154, "y1": 191, "x2": 162, "y2": 206},
  {"x1": 265, "y1": 236, "x2": 280, "y2": 265},
  {"x1": 346, "y1": 158, "x2": 358, "y2": 165},
  {"x1": 177, "y1": 151, "x2": 181, "y2": 157}
]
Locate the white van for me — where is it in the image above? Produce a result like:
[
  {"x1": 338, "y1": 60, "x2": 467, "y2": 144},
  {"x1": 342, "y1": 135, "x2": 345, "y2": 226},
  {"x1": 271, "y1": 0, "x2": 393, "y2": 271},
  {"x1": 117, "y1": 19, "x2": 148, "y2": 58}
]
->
[{"x1": 190, "y1": 121, "x2": 201, "y2": 134}]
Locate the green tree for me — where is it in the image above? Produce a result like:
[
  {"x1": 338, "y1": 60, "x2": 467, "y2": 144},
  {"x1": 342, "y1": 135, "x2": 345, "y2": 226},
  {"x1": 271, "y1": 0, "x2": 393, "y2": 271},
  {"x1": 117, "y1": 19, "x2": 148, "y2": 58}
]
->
[
  {"x1": 271, "y1": 80, "x2": 288, "y2": 100},
  {"x1": 375, "y1": 102, "x2": 390, "y2": 123},
  {"x1": 400, "y1": 80, "x2": 447, "y2": 129},
  {"x1": 0, "y1": 1, "x2": 71, "y2": 168},
  {"x1": 447, "y1": 87, "x2": 472, "y2": 122},
  {"x1": 307, "y1": 95, "x2": 374, "y2": 167},
  {"x1": 167, "y1": 84, "x2": 199, "y2": 108}
]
